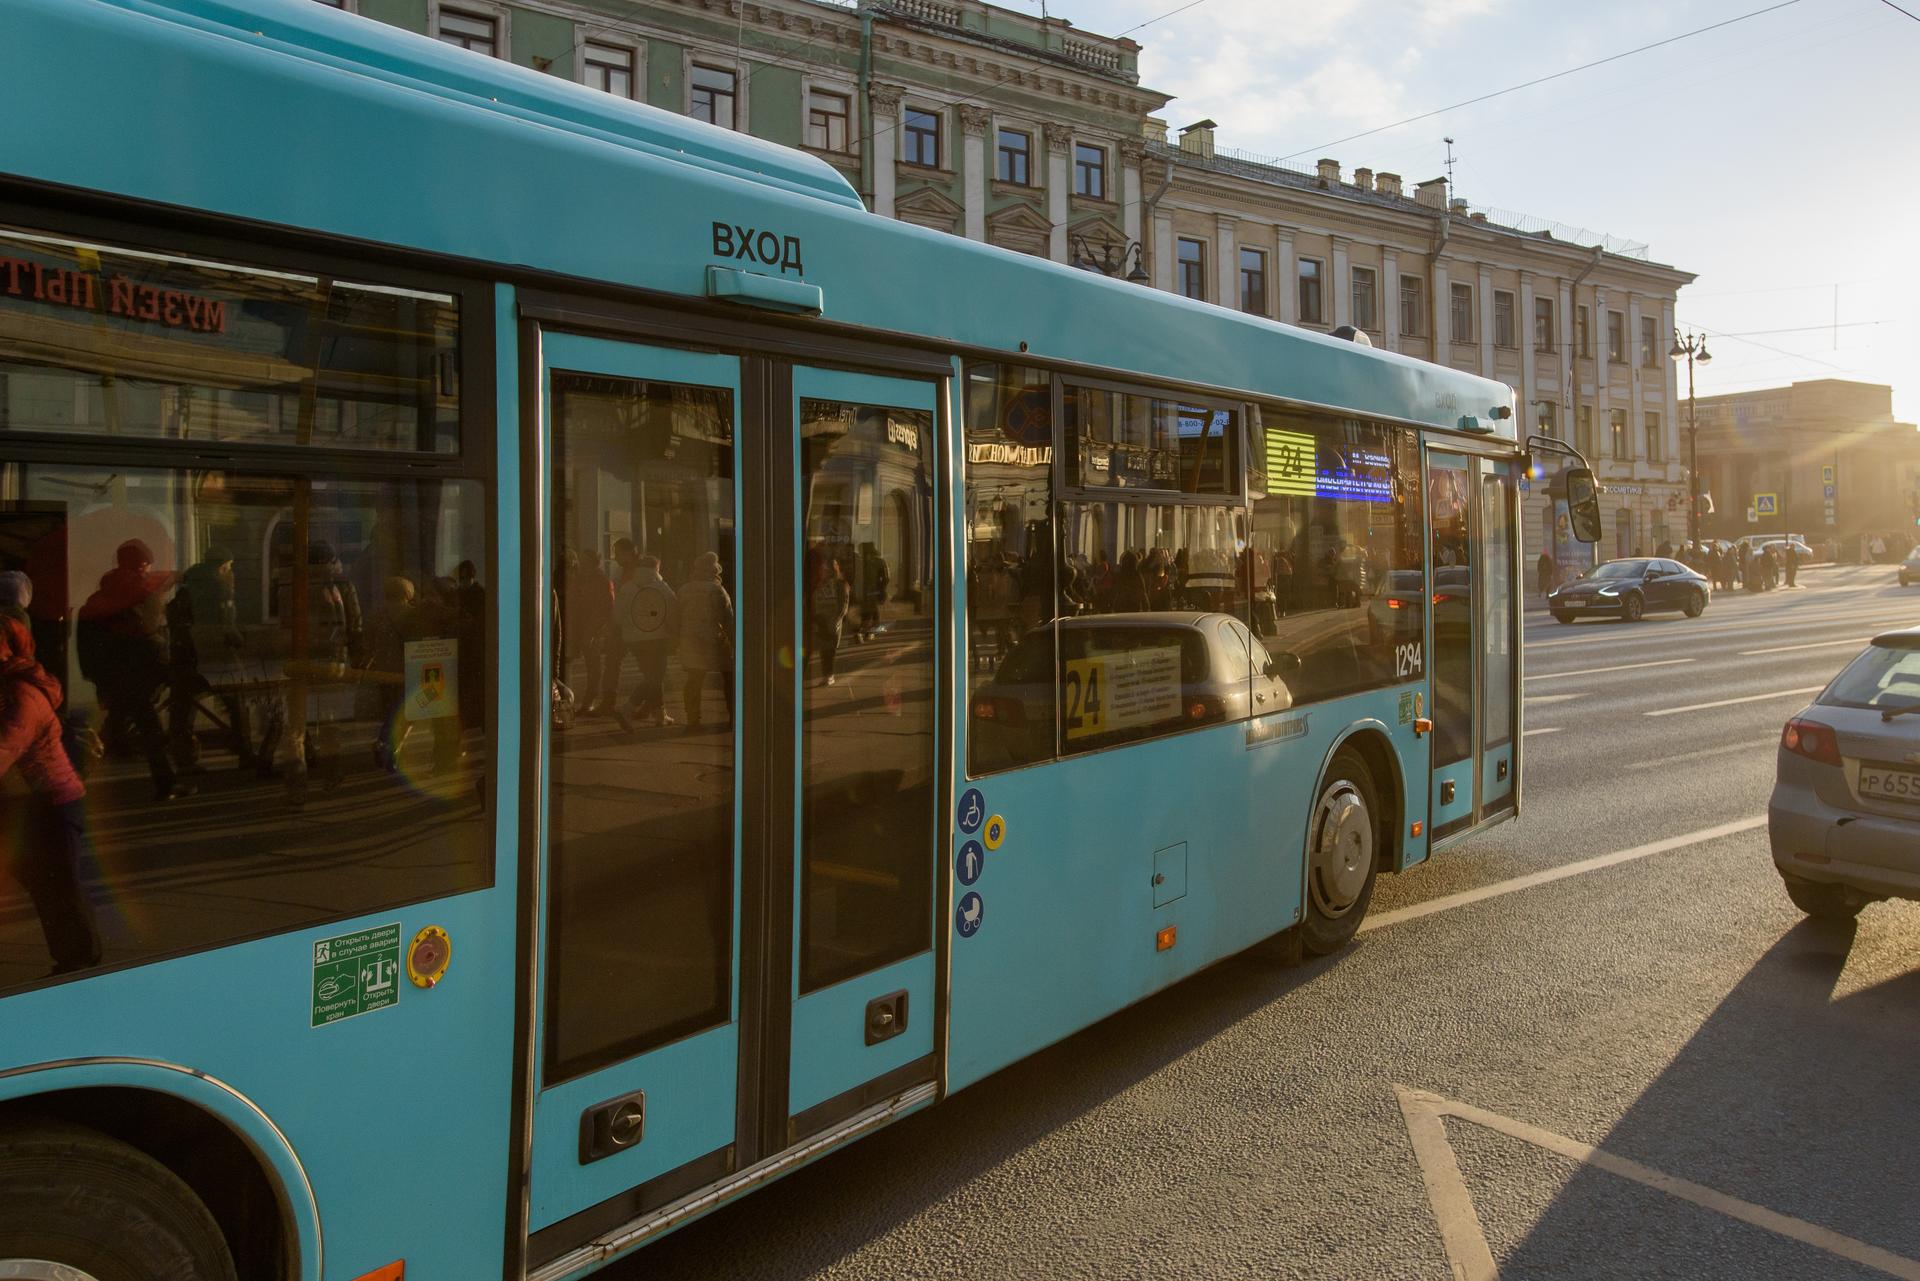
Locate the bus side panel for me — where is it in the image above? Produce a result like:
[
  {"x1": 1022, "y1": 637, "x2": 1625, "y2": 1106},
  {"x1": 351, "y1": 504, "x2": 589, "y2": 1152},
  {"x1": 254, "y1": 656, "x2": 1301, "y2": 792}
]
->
[
  {"x1": 0, "y1": 292, "x2": 527, "y2": 1281},
  {"x1": 945, "y1": 686, "x2": 1423, "y2": 1092}
]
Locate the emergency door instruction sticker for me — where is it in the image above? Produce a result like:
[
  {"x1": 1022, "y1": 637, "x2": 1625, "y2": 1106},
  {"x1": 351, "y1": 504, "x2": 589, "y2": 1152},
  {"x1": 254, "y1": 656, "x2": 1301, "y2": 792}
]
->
[
  {"x1": 1064, "y1": 645, "x2": 1182, "y2": 741},
  {"x1": 311, "y1": 922, "x2": 402, "y2": 1027},
  {"x1": 957, "y1": 788, "x2": 986, "y2": 833},
  {"x1": 956, "y1": 892, "x2": 984, "y2": 938},
  {"x1": 956, "y1": 840, "x2": 985, "y2": 886},
  {"x1": 404, "y1": 638, "x2": 457, "y2": 721}
]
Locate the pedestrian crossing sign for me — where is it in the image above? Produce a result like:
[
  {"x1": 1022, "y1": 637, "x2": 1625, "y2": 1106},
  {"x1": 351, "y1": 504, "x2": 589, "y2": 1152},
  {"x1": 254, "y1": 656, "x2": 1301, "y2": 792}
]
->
[{"x1": 1754, "y1": 492, "x2": 1778, "y2": 516}]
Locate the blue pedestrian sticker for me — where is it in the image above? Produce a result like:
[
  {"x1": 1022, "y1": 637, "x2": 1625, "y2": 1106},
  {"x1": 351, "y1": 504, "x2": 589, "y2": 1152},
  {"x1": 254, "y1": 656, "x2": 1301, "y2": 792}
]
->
[
  {"x1": 956, "y1": 841, "x2": 985, "y2": 886},
  {"x1": 957, "y1": 788, "x2": 986, "y2": 833},
  {"x1": 956, "y1": 892, "x2": 984, "y2": 938}
]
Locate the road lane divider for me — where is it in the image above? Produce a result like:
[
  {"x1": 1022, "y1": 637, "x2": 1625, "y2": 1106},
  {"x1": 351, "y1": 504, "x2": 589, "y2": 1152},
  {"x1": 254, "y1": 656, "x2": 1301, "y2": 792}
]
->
[
  {"x1": 1623, "y1": 735, "x2": 1781, "y2": 770},
  {"x1": 1359, "y1": 815, "x2": 1767, "y2": 934},
  {"x1": 1523, "y1": 693, "x2": 1584, "y2": 705},
  {"x1": 1739, "y1": 636, "x2": 1872, "y2": 656},
  {"x1": 1524, "y1": 658, "x2": 1694, "y2": 681},
  {"x1": 1645, "y1": 686, "x2": 1825, "y2": 717},
  {"x1": 1521, "y1": 727, "x2": 1561, "y2": 738}
]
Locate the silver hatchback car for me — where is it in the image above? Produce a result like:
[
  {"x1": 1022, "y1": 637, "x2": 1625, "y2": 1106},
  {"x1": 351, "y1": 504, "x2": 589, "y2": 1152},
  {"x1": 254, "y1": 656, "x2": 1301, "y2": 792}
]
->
[{"x1": 1768, "y1": 627, "x2": 1920, "y2": 918}]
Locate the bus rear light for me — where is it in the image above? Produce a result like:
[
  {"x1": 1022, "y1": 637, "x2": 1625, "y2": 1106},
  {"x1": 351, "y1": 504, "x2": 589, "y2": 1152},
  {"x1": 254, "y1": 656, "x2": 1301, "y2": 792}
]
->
[
  {"x1": 1156, "y1": 925, "x2": 1177, "y2": 951},
  {"x1": 1782, "y1": 718, "x2": 1841, "y2": 766}
]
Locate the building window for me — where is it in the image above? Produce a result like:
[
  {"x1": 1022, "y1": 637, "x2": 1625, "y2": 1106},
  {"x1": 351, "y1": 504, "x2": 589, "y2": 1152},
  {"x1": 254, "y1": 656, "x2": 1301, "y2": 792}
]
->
[
  {"x1": 1239, "y1": 248, "x2": 1268, "y2": 316},
  {"x1": 1177, "y1": 238, "x2": 1207, "y2": 300},
  {"x1": 996, "y1": 129, "x2": 1030, "y2": 185},
  {"x1": 436, "y1": 6, "x2": 498, "y2": 55},
  {"x1": 582, "y1": 41, "x2": 634, "y2": 98},
  {"x1": 1535, "y1": 297, "x2": 1555, "y2": 351},
  {"x1": 1450, "y1": 282, "x2": 1473, "y2": 343},
  {"x1": 1609, "y1": 407, "x2": 1627, "y2": 458},
  {"x1": 1575, "y1": 305, "x2": 1591, "y2": 357},
  {"x1": 1073, "y1": 143, "x2": 1106, "y2": 199},
  {"x1": 1351, "y1": 266, "x2": 1377, "y2": 331},
  {"x1": 1297, "y1": 257, "x2": 1324, "y2": 325},
  {"x1": 1577, "y1": 405, "x2": 1594, "y2": 457},
  {"x1": 690, "y1": 64, "x2": 738, "y2": 131},
  {"x1": 1535, "y1": 400, "x2": 1558, "y2": 439},
  {"x1": 1640, "y1": 316, "x2": 1658, "y2": 368},
  {"x1": 1645, "y1": 411, "x2": 1662, "y2": 462},
  {"x1": 807, "y1": 89, "x2": 851, "y2": 152},
  {"x1": 1607, "y1": 310, "x2": 1625, "y2": 363},
  {"x1": 903, "y1": 107, "x2": 941, "y2": 167},
  {"x1": 1493, "y1": 290, "x2": 1515, "y2": 348},
  {"x1": 1400, "y1": 274, "x2": 1424, "y2": 336}
]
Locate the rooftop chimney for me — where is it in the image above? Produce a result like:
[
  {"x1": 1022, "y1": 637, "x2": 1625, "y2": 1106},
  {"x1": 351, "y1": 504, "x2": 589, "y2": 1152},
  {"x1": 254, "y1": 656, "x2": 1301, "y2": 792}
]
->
[
  {"x1": 1178, "y1": 118, "x2": 1217, "y2": 158},
  {"x1": 1142, "y1": 117, "x2": 1169, "y2": 145},
  {"x1": 1415, "y1": 178, "x2": 1449, "y2": 209},
  {"x1": 1375, "y1": 172, "x2": 1403, "y2": 198},
  {"x1": 1450, "y1": 198, "x2": 1469, "y2": 215},
  {"x1": 1316, "y1": 157, "x2": 1340, "y2": 185},
  {"x1": 1352, "y1": 166, "x2": 1373, "y2": 191}
]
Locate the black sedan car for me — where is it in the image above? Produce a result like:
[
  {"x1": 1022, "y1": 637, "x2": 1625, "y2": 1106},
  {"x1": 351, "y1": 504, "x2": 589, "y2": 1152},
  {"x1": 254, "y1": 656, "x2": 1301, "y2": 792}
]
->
[{"x1": 1548, "y1": 557, "x2": 1711, "y2": 623}]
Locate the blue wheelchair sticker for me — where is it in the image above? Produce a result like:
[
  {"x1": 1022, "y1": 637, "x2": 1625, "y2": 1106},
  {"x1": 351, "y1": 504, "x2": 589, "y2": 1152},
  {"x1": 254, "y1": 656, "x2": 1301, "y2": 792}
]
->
[
  {"x1": 956, "y1": 841, "x2": 985, "y2": 886},
  {"x1": 956, "y1": 892, "x2": 984, "y2": 938},
  {"x1": 957, "y1": 788, "x2": 986, "y2": 833}
]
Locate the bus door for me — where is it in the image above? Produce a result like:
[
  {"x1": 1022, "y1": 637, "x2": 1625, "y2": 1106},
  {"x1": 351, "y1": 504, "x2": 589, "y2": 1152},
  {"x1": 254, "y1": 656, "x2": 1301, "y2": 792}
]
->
[
  {"x1": 1425, "y1": 450, "x2": 1520, "y2": 843},
  {"x1": 525, "y1": 335, "x2": 940, "y2": 1261}
]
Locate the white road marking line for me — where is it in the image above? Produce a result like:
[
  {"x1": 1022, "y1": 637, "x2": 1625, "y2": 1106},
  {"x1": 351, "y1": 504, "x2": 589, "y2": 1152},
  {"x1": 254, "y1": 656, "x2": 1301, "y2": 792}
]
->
[
  {"x1": 1523, "y1": 693, "x2": 1584, "y2": 705},
  {"x1": 1395, "y1": 1087, "x2": 1498, "y2": 1281},
  {"x1": 1396, "y1": 1086, "x2": 1920, "y2": 1281},
  {"x1": 1521, "y1": 726, "x2": 1561, "y2": 738},
  {"x1": 1360, "y1": 815, "x2": 1766, "y2": 934},
  {"x1": 1739, "y1": 636, "x2": 1873, "y2": 656},
  {"x1": 1524, "y1": 657, "x2": 1694, "y2": 681},
  {"x1": 1645, "y1": 686, "x2": 1825, "y2": 717},
  {"x1": 1622, "y1": 735, "x2": 1780, "y2": 770}
]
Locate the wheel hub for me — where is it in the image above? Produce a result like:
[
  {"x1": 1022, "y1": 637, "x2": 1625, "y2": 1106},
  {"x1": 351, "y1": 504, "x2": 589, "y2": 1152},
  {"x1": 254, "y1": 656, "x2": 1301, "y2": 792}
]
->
[
  {"x1": 1310, "y1": 782, "x2": 1372, "y2": 918},
  {"x1": 0, "y1": 1262, "x2": 104, "y2": 1281}
]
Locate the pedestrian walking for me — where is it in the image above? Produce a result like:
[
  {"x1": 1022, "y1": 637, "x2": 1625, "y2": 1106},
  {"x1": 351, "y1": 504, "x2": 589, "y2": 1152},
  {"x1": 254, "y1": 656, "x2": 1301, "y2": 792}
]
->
[
  {"x1": 677, "y1": 551, "x2": 733, "y2": 728},
  {"x1": 609, "y1": 540, "x2": 676, "y2": 729},
  {"x1": 1783, "y1": 542, "x2": 1799, "y2": 588},
  {"x1": 1536, "y1": 550, "x2": 1556, "y2": 599},
  {"x1": 76, "y1": 540, "x2": 191, "y2": 801},
  {"x1": 807, "y1": 550, "x2": 851, "y2": 687},
  {"x1": 0, "y1": 600, "x2": 103, "y2": 976}
]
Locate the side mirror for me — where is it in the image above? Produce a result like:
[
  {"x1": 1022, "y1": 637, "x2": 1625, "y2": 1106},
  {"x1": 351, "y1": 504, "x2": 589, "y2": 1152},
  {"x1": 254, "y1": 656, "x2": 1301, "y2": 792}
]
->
[
  {"x1": 1265, "y1": 653, "x2": 1302, "y2": 678},
  {"x1": 1564, "y1": 466, "x2": 1604, "y2": 544}
]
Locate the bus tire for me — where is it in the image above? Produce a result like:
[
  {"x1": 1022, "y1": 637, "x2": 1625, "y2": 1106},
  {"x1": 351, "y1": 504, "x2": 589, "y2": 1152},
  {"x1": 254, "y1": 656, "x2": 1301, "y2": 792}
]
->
[
  {"x1": 0, "y1": 1116, "x2": 238, "y2": 1281},
  {"x1": 1301, "y1": 746, "x2": 1380, "y2": 956}
]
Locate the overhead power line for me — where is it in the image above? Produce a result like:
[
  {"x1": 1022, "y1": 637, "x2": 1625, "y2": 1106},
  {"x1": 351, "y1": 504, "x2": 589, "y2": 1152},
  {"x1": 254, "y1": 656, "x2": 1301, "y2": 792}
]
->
[
  {"x1": 1878, "y1": 0, "x2": 1920, "y2": 21},
  {"x1": 1680, "y1": 320, "x2": 1885, "y2": 338},
  {"x1": 1278, "y1": 0, "x2": 1803, "y2": 161}
]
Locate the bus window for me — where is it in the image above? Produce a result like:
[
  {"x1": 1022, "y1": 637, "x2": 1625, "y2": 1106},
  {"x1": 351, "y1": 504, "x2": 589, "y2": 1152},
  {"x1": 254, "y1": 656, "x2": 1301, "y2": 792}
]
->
[
  {"x1": 963, "y1": 364, "x2": 1053, "y2": 775},
  {"x1": 1249, "y1": 411, "x2": 1424, "y2": 705},
  {"x1": 0, "y1": 462, "x2": 490, "y2": 992},
  {"x1": 0, "y1": 226, "x2": 461, "y2": 454},
  {"x1": 1062, "y1": 383, "x2": 1239, "y2": 495}
]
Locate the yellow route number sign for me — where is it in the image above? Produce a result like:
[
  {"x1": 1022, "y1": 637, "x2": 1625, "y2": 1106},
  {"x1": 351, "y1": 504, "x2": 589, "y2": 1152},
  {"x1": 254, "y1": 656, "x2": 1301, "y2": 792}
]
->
[{"x1": 1063, "y1": 646, "x2": 1184, "y2": 741}]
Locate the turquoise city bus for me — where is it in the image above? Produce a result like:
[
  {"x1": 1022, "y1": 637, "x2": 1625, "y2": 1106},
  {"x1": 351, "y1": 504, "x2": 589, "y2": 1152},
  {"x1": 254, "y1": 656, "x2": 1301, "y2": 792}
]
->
[{"x1": 0, "y1": 3, "x2": 1596, "y2": 1278}]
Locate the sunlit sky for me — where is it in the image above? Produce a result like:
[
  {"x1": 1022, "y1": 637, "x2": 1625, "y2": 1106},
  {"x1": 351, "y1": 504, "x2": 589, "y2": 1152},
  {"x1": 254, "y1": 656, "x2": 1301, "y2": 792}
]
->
[{"x1": 1016, "y1": 0, "x2": 1920, "y2": 422}]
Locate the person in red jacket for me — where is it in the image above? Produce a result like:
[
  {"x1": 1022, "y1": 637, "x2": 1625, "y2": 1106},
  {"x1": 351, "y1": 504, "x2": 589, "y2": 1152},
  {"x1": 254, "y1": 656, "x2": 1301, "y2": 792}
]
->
[{"x1": 0, "y1": 589, "x2": 103, "y2": 976}]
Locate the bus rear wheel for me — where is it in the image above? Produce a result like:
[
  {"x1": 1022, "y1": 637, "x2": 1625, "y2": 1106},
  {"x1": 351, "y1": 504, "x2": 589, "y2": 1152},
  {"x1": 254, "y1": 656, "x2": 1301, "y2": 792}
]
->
[
  {"x1": 1302, "y1": 747, "x2": 1380, "y2": 955},
  {"x1": 0, "y1": 1116, "x2": 237, "y2": 1281}
]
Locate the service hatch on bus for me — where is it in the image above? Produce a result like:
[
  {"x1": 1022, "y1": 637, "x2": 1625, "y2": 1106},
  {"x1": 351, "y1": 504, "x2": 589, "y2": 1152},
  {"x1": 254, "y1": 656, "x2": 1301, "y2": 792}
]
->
[{"x1": 0, "y1": 4, "x2": 1598, "y2": 1278}]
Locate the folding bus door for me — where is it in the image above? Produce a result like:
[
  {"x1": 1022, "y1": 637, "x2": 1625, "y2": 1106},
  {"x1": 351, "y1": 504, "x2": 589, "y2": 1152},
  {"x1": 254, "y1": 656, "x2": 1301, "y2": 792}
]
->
[{"x1": 523, "y1": 334, "x2": 943, "y2": 1266}]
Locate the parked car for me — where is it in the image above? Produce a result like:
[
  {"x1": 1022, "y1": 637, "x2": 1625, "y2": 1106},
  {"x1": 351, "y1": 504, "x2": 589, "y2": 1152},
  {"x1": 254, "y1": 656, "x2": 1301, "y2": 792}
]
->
[
  {"x1": 1759, "y1": 537, "x2": 1814, "y2": 562},
  {"x1": 1545, "y1": 557, "x2": 1710, "y2": 623},
  {"x1": 1367, "y1": 570, "x2": 1424, "y2": 645},
  {"x1": 969, "y1": 612, "x2": 1291, "y2": 770},
  {"x1": 1900, "y1": 546, "x2": 1919, "y2": 587},
  {"x1": 1768, "y1": 628, "x2": 1920, "y2": 918}
]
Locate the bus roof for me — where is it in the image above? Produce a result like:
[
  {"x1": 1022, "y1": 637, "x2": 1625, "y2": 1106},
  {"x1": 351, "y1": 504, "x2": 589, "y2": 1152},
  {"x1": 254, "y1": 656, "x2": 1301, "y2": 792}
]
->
[{"x1": 7, "y1": 0, "x2": 1518, "y2": 438}]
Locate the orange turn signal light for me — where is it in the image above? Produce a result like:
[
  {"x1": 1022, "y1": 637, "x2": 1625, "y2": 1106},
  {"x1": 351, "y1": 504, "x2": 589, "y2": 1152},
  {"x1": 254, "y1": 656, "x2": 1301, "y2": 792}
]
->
[
  {"x1": 351, "y1": 1263, "x2": 403, "y2": 1281},
  {"x1": 1155, "y1": 925, "x2": 1177, "y2": 952},
  {"x1": 1410, "y1": 821, "x2": 1424, "y2": 838}
]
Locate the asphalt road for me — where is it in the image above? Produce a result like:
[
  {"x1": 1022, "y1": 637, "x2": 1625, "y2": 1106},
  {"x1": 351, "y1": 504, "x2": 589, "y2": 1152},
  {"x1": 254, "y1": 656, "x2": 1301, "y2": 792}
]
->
[{"x1": 609, "y1": 564, "x2": 1920, "y2": 1281}]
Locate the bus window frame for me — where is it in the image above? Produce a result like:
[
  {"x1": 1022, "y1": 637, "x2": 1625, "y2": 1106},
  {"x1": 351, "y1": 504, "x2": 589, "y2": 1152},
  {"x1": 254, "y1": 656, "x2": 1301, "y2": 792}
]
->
[{"x1": 0, "y1": 193, "x2": 503, "y2": 995}]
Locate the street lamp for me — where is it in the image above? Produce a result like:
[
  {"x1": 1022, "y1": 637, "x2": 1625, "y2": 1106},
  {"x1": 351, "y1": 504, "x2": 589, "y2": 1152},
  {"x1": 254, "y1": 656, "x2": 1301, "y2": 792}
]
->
[
  {"x1": 1070, "y1": 232, "x2": 1150, "y2": 284},
  {"x1": 1670, "y1": 329, "x2": 1713, "y2": 544}
]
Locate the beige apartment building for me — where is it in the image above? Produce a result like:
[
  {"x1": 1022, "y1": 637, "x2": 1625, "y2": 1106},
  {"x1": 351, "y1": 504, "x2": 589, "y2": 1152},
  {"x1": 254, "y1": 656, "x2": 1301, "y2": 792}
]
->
[
  {"x1": 1688, "y1": 380, "x2": 1920, "y2": 551},
  {"x1": 343, "y1": 0, "x2": 1695, "y2": 568}
]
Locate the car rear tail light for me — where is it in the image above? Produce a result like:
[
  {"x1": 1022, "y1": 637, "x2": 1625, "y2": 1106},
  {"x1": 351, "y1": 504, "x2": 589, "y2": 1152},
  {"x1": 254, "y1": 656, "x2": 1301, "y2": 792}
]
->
[
  {"x1": 970, "y1": 693, "x2": 1026, "y2": 728},
  {"x1": 1781, "y1": 717, "x2": 1841, "y2": 766},
  {"x1": 1387, "y1": 597, "x2": 1406, "y2": 609},
  {"x1": 1186, "y1": 696, "x2": 1227, "y2": 723}
]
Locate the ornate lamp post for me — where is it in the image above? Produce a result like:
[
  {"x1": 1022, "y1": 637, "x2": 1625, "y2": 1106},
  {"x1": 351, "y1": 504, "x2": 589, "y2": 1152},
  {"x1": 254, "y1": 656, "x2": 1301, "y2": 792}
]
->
[
  {"x1": 1669, "y1": 329, "x2": 1713, "y2": 544},
  {"x1": 1070, "y1": 232, "x2": 1150, "y2": 283}
]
